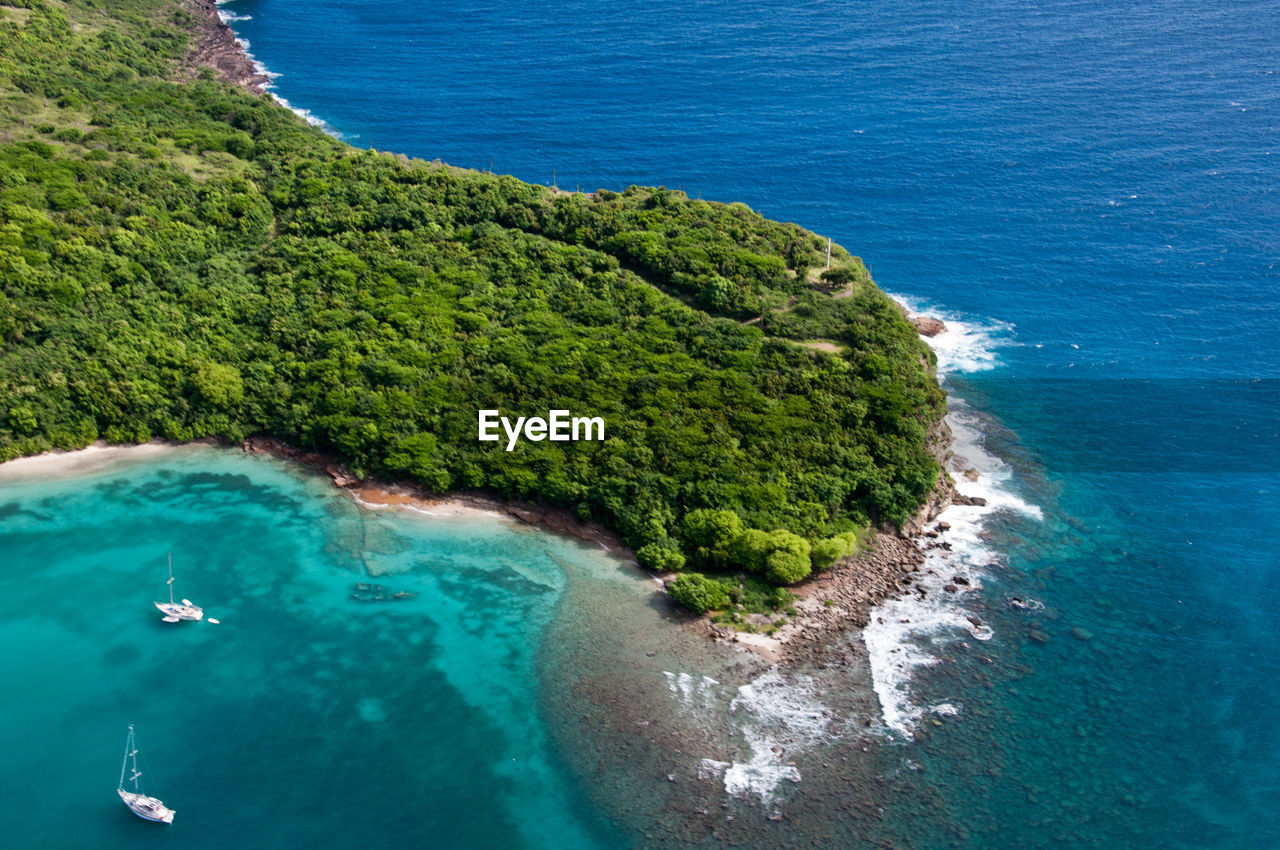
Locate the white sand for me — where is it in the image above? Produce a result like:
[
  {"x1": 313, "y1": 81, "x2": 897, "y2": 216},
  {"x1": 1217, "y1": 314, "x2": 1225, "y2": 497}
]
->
[{"x1": 0, "y1": 441, "x2": 201, "y2": 483}]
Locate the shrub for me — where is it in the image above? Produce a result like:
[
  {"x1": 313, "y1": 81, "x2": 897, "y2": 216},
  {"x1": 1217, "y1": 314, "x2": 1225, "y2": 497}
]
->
[
  {"x1": 730, "y1": 528, "x2": 773, "y2": 573},
  {"x1": 730, "y1": 528, "x2": 811, "y2": 585},
  {"x1": 811, "y1": 531, "x2": 863, "y2": 569},
  {"x1": 225, "y1": 133, "x2": 255, "y2": 160},
  {"x1": 668, "y1": 573, "x2": 731, "y2": 614},
  {"x1": 765, "y1": 549, "x2": 811, "y2": 585},
  {"x1": 819, "y1": 266, "x2": 860, "y2": 285}
]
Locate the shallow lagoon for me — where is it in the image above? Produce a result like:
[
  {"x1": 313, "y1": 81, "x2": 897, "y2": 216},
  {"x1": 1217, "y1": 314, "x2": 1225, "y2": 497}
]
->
[{"x1": 0, "y1": 446, "x2": 629, "y2": 848}]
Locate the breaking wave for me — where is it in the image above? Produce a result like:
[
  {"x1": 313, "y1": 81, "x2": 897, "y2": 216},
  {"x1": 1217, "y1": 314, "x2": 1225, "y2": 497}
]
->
[{"x1": 863, "y1": 305, "x2": 1043, "y2": 738}]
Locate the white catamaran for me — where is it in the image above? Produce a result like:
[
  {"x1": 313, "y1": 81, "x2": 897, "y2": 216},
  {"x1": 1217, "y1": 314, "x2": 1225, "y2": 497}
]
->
[
  {"x1": 117, "y1": 725, "x2": 175, "y2": 824},
  {"x1": 154, "y1": 554, "x2": 202, "y2": 623}
]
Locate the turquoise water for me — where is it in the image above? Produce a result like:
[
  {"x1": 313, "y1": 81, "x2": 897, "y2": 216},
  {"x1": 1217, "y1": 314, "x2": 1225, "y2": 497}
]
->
[{"x1": 0, "y1": 447, "x2": 626, "y2": 848}]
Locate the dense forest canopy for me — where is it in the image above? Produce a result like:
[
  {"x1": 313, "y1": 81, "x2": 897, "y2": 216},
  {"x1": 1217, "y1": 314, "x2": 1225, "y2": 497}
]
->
[{"x1": 0, "y1": 0, "x2": 944, "y2": 590}]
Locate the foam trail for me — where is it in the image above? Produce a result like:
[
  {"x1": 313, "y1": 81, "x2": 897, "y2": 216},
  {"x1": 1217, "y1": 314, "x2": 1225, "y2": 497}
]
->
[
  {"x1": 664, "y1": 671, "x2": 720, "y2": 714},
  {"x1": 863, "y1": 302, "x2": 1042, "y2": 738}
]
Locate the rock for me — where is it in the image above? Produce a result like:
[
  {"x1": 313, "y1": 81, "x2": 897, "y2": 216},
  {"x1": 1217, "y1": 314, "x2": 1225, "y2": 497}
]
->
[
  {"x1": 187, "y1": 0, "x2": 272, "y2": 91},
  {"x1": 944, "y1": 584, "x2": 958, "y2": 593},
  {"x1": 953, "y1": 576, "x2": 970, "y2": 586},
  {"x1": 937, "y1": 521, "x2": 951, "y2": 531},
  {"x1": 325, "y1": 465, "x2": 356, "y2": 488},
  {"x1": 1029, "y1": 629, "x2": 1051, "y2": 644},
  {"x1": 964, "y1": 468, "x2": 980, "y2": 482},
  {"x1": 1070, "y1": 627, "x2": 1093, "y2": 642},
  {"x1": 911, "y1": 316, "x2": 947, "y2": 337},
  {"x1": 510, "y1": 507, "x2": 542, "y2": 524}
]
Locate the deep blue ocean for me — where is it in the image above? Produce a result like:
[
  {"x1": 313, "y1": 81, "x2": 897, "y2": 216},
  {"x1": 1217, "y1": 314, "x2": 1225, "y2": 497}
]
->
[{"x1": 10, "y1": 0, "x2": 1278, "y2": 846}]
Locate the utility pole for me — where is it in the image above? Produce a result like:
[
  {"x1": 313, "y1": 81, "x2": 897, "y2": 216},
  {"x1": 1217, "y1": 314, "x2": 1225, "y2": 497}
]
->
[{"x1": 826, "y1": 238, "x2": 832, "y2": 269}]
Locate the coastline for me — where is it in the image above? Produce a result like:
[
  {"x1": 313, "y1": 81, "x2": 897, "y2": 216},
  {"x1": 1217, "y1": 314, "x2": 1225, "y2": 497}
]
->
[
  {"x1": 0, "y1": 438, "x2": 221, "y2": 483},
  {"x1": 183, "y1": 0, "x2": 270, "y2": 92},
  {"x1": 238, "y1": 436, "x2": 634, "y2": 555},
  {"x1": 0, "y1": 397, "x2": 959, "y2": 674}
]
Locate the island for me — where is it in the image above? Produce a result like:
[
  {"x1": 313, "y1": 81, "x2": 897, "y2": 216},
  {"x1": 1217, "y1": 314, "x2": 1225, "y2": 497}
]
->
[{"x1": 0, "y1": 0, "x2": 951, "y2": 638}]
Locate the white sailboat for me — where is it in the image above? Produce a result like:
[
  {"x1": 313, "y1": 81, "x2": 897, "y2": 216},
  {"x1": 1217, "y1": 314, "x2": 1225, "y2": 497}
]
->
[
  {"x1": 117, "y1": 725, "x2": 175, "y2": 824},
  {"x1": 154, "y1": 554, "x2": 202, "y2": 622}
]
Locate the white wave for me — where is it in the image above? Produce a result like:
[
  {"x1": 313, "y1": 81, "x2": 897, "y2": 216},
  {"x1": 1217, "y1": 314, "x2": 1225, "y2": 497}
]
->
[
  {"x1": 664, "y1": 671, "x2": 720, "y2": 715},
  {"x1": 886, "y1": 291, "x2": 1016, "y2": 374},
  {"x1": 665, "y1": 668, "x2": 835, "y2": 810},
  {"x1": 862, "y1": 310, "x2": 1043, "y2": 739},
  {"x1": 697, "y1": 758, "x2": 730, "y2": 781},
  {"x1": 269, "y1": 92, "x2": 339, "y2": 134},
  {"x1": 722, "y1": 669, "x2": 829, "y2": 808}
]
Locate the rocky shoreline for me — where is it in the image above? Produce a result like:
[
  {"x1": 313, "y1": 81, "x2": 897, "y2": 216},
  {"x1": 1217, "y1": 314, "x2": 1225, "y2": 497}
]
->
[
  {"x1": 182, "y1": 0, "x2": 270, "y2": 92},
  {"x1": 692, "y1": 397, "x2": 974, "y2": 668},
  {"x1": 242, "y1": 400, "x2": 961, "y2": 672}
]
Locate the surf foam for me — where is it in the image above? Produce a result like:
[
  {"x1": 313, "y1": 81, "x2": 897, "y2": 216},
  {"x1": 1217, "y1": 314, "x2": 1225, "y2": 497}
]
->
[
  {"x1": 862, "y1": 304, "x2": 1042, "y2": 738},
  {"x1": 667, "y1": 668, "x2": 834, "y2": 810},
  {"x1": 887, "y1": 291, "x2": 1017, "y2": 374}
]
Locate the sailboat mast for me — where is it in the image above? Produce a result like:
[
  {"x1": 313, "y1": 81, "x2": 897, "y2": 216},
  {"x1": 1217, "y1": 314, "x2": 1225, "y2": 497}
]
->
[
  {"x1": 119, "y1": 726, "x2": 132, "y2": 790},
  {"x1": 167, "y1": 554, "x2": 175, "y2": 605},
  {"x1": 130, "y1": 729, "x2": 142, "y2": 792}
]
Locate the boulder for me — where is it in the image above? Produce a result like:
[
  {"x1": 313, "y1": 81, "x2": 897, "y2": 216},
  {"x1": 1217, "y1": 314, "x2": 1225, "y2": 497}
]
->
[{"x1": 911, "y1": 316, "x2": 947, "y2": 337}]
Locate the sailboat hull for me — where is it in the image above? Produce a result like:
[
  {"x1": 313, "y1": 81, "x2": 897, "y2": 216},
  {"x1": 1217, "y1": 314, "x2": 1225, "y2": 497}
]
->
[
  {"x1": 118, "y1": 789, "x2": 175, "y2": 824},
  {"x1": 154, "y1": 601, "x2": 203, "y2": 621}
]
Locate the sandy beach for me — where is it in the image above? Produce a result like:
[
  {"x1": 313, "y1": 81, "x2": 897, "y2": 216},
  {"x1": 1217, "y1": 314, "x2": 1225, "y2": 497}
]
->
[{"x1": 0, "y1": 440, "x2": 220, "y2": 484}]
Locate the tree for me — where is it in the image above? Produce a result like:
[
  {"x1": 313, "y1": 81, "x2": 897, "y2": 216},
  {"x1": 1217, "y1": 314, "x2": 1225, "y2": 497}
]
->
[
  {"x1": 192, "y1": 363, "x2": 244, "y2": 409},
  {"x1": 682, "y1": 508, "x2": 745, "y2": 567}
]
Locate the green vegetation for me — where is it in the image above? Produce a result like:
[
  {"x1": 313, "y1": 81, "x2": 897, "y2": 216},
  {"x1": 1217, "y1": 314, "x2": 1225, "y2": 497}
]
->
[
  {"x1": 667, "y1": 573, "x2": 732, "y2": 615},
  {"x1": 0, "y1": 0, "x2": 944, "y2": 605}
]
